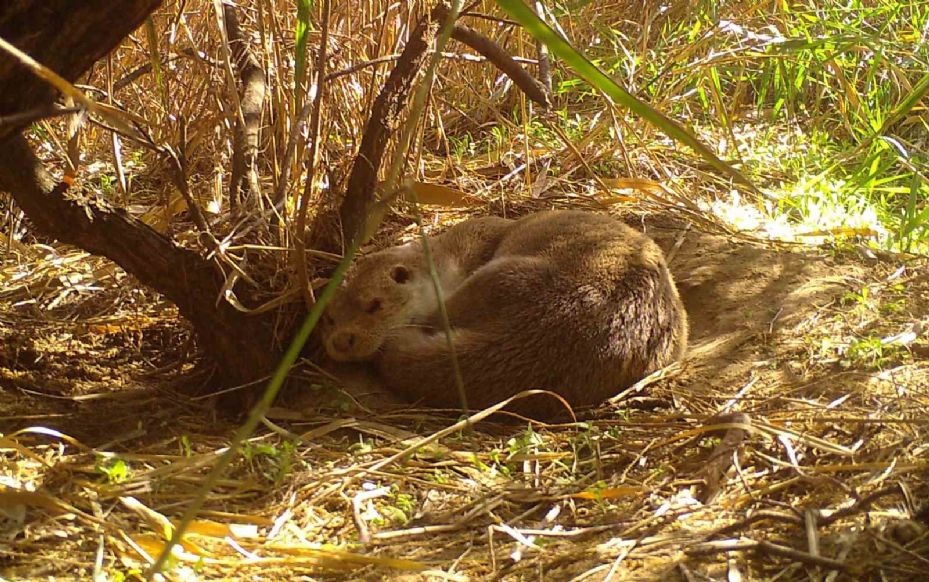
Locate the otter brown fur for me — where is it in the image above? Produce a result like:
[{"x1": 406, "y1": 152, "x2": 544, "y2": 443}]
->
[{"x1": 320, "y1": 210, "x2": 688, "y2": 418}]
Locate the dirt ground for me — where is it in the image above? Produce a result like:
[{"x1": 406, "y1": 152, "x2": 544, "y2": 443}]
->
[{"x1": 2, "y1": 208, "x2": 928, "y2": 580}]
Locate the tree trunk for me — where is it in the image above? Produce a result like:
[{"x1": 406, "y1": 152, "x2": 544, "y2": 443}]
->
[
  {"x1": 0, "y1": 0, "x2": 277, "y2": 392},
  {"x1": 0, "y1": 135, "x2": 276, "y2": 387},
  {"x1": 0, "y1": 0, "x2": 162, "y2": 141}
]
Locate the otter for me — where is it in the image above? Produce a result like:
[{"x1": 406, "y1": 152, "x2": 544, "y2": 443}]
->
[{"x1": 320, "y1": 210, "x2": 688, "y2": 419}]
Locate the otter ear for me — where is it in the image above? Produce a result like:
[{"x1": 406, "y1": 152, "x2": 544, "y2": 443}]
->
[{"x1": 391, "y1": 265, "x2": 411, "y2": 284}]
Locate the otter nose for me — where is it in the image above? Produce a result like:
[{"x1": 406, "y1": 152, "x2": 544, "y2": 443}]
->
[{"x1": 330, "y1": 331, "x2": 357, "y2": 354}]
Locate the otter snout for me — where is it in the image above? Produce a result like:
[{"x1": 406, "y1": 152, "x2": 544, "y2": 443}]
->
[
  {"x1": 324, "y1": 325, "x2": 382, "y2": 361},
  {"x1": 327, "y1": 330, "x2": 358, "y2": 358}
]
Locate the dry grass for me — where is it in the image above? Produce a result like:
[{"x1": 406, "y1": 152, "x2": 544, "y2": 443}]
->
[
  {"x1": 2, "y1": 0, "x2": 929, "y2": 580},
  {"x1": 3, "y1": 228, "x2": 928, "y2": 580}
]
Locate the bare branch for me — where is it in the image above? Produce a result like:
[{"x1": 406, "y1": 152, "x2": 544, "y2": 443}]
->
[
  {"x1": 450, "y1": 21, "x2": 550, "y2": 108},
  {"x1": 223, "y1": 1, "x2": 266, "y2": 209},
  {"x1": 0, "y1": 135, "x2": 274, "y2": 386},
  {"x1": 338, "y1": 9, "x2": 443, "y2": 240}
]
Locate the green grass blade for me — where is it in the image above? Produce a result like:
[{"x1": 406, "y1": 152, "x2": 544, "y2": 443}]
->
[
  {"x1": 146, "y1": 238, "x2": 358, "y2": 579},
  {"x1": 495, "y1": 0, "x2": 762, "y2": 195},
  {"x1": 878, "y1": 70, "x2": 929, "y2": 137},
  {"x1": 294, "y1": 0, "x2": 312, "y2": 110},
  {"x1": 147, "y1": 4, "x2": 466, "y2": 576}
]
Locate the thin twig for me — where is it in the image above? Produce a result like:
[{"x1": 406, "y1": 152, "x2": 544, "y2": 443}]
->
[
  {"x1": 687, "y1": 538, "x2": 848, "y2": 571},
  {"x1": 294, "y1": 0, "x2": 332, "y2": 309}
]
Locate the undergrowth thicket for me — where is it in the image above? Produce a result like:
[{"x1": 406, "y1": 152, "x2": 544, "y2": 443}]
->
[
  {"x1": 2, "y1": 1, "x2": 929, "y2": 580},
  {"x1": 520, "y1": 0, "x2": 929, "y2": 252}
]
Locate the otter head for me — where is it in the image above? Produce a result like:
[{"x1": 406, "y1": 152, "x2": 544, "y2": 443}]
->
[{"x1": 321, "y1": 246, "x2": 430, "y2": 362}]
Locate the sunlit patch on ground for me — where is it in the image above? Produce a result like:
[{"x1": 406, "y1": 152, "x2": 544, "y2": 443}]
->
[{"x1": 701, "y1": 183, "x2": 887, "y2": 247}]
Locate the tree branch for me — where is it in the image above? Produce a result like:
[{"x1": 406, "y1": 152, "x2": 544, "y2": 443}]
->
[
  {"x1": 338, "y1": 9, "x2": 443, "y2": 241},
  {"x1": 223, "y1": 2, "x2": 265, "y2": 209},
  {"x1": 0, "y1": 0, "x2": 164, "y2": 141},
  {"x1": 0, "y1": 134, "x2": 275, "y2": 385},
  {"x1": 450, "y1": 22, "x2": 550, "y2": 108},
  {"x1": 337, "y1": 3, "x2": 550, "y2": 241}
]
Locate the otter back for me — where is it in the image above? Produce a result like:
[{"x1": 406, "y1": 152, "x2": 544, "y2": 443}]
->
[{"x1": 324, "y1": 210, "x2": 688, "y2": 419}]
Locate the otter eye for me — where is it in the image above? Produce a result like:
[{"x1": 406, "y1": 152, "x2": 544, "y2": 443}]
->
[
  {"x1": 365, "y1": 298, "x2": 382, "y2": 314},
  {"x1": 391, "y1": 265, "x2": 410, "y2": 284}
]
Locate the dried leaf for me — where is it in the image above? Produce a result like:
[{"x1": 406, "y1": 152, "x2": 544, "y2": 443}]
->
[
  {"x1": 600, "y1": 177, "x2": 665, "y2": 194},
  {"x1": 572, "y1": 486, "x2": 641, "y2": 500},
  {"x1": 0, "y1": 489, "x2": 67, "y2": 514},
  {"x1": 405, "y1": 182, "x2": 476, "y2": 206}
]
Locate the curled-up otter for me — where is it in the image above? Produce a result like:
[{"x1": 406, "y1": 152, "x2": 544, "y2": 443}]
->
[{"x1": 320, "y1": 210, "x2": 688, "y2": 419}]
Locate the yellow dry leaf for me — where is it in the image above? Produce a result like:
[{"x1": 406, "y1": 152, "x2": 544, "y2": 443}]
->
[
  {"x1": 129, "y1": 533, "x2": 167, "y2": 559},
  {"x1": 130, "y1": 533, "x2": 213, "y2": 560},
  {"x1": 596, "y1": 195, "x2": 638, "y2": 205},
  {"x1": 600, "y1": 177, "x2": 665, "y2": 195},
  {"x1": 406, "y1": 182, "x2": 476, "y2": 207},
  {"x1": 139, "y1": 194, "x2": 189, "y2": 233},
  {"x1": 87, "y1": 324, "x2": 128, "y2": 335},
  {"x1": 571, "y1": 486, "x2": 641, "y2": 500},
  {"x1": 794, "y1": 227, "x2": 878, "y2": 238},
  {"x1": 268, "y1": 544, "x2": 427, "y2": 571},
  {"x1": 0, "y1": 489, "x2": 66, "y2": 513},
  {"x1": 182, "y1": 519, "x2": 233, "y2": 539}
]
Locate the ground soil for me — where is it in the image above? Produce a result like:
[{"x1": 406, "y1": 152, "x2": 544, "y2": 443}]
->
[{"x1": 2, "y1": 208, "x2": 928, "y2": 580}]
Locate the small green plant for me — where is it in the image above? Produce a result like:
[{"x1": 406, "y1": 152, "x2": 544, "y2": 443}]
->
[
  {"x1": 371, "y1": 488, "x2": 416, "y2": 526},
  {"x1": 241, "y1": 440, "x2": 297, "y2": 484},
  {"x1": 841, "y1": 286, "x2": 874, "y2": 311},
  {"x1": 880, "y1": 299, "x2": 907, "y2": 314},
  {"x1": 379, "y1": 505, "x2": 406, "y2": 524},
  {"x1": 179, "y1": 435, "x2": 192, "y2": 458},
  {"x1": 107, "y1": 568, "x2": 145, "y2": 582},
  {"x1": 448, "y1": 132, "x2": 475, "y2": 161},
  {"x1": 612, "y1": 407, "x2": 632, "y2": 422},
  {"x1": 569, "y1": 423, "x2": 602, "y2": 472},
  {"x1": 128, "y1": 148, "x2": 145, "y2": 166},
  {"x1": 392, "y1": 490, "x2": 416, "y2": 518},
  {"x1": 95, "y1": 455, "x2": 131, "y2": 484},
  {"x1": 427, "y1": 470, "x2": 451, "y2": 485},
  {"x1": 506, "y1": 424, "x2": 546, "y2": 458},
  {"x1": 327, "y1": 388, "x2": 355, "y2": 412},
  {"x1": 489, "y1": 125, "x2": 508, "y2": 160},
  {"x1": 843, "y1": 335, "x2": 903, "y2": 369},
  {"x1": 586, "y1": 480, "x2": 610, "y2": 500},
  {"x1": 525, "y1": 119, "x2": 558, "y2": 145},
  {"x1": 879, "y1": 284, "x2": 908, "y2": 314},
  {"x1": 606, "y1": 425, "x2": 624, "y2": 440},
  {"x1": 95, "y1": 173, "x2": 116, "y2": 195},
  {"x1": 348, "y1": 436, "x2": 375, "y2": 455},
  {"x1": 483, "y1": 449, "x2": 512, "y2": 477},
  {"x1": 553, "y1": 109, "x2": 587, "y2": 141},
  {"x1": 699, "y1": 436, "x2": 722, "y2": 450}
]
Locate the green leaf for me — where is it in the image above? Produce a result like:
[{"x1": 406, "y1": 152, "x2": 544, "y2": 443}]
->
[
  {"x1": 878, "y1": 70, "x2": 929, "y2": 136},
  {"x1": 495, "y1": 0, "x2": 762, "y2": 195},
  {"x1": 294, "y1": 0, "x2": 313, "y2": 110}
]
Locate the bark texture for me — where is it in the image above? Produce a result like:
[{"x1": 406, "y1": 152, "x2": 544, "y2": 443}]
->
[
  {"x1": 0, "y1": 0, "x2": 163, "y2": 141},
  {"x1": 0, "y1": 135, "x2": 276, "y2": 385},
  {"x1": 0, "y1": 1, "x2": 276, "y2": 391}
]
